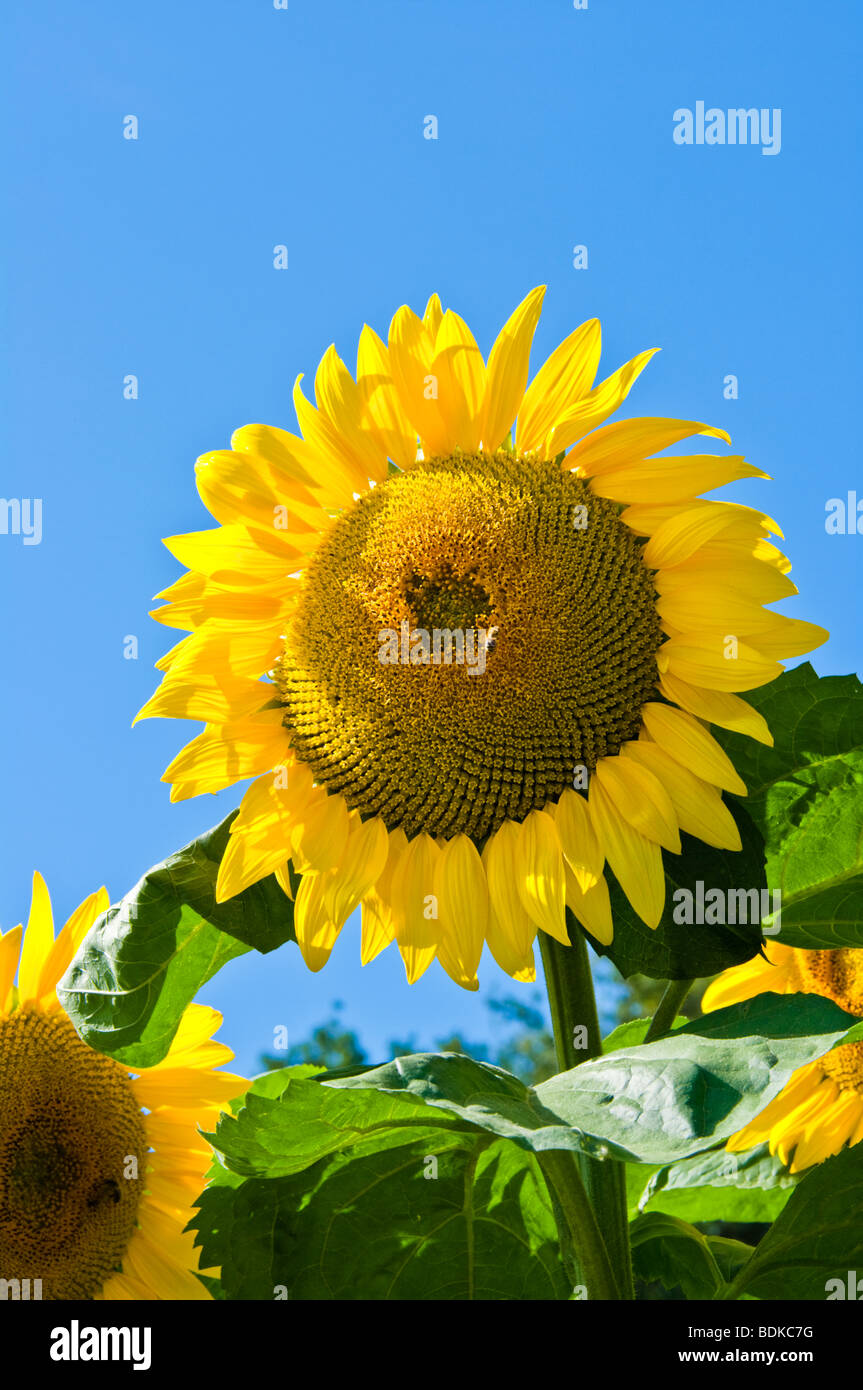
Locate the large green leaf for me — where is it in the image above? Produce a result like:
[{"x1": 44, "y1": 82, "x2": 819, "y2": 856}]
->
[
  {"x1": 207, "y1": 1071, "x2": 473, "y2": 1178},
  {"x1": 714, "y1": 665, "x2": 863, "y2": 949},
  {"x1": 534, "y1": 992, "x2": 858, "y2": 1164},
  {"x1": 57, "y1": 814, "x2": 296, "y2": 1067},
  {"x1": 194, "y1": 1073, "x2": 572, "y2": 1301},
  {"x1": 313, "y1": 994, "x2": 858, "y2": 1167},
  {"x1": 584, "y1": 801, "x2": 766, "y2": 981},
  {"x1": 639, "y1": 1142, "x2": 800, "y2": 1224},
  {"x1": 726, "y1": 1139, "x2": 863, "y2": 1300}
]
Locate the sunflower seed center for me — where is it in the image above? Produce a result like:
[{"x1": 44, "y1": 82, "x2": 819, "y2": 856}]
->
[
  {"x1": 0, "y1": 1010, "x2": 146, "y2": 1299},
  {"x1": 275, "y1": 450, "x2": 662, "y2": 840}
]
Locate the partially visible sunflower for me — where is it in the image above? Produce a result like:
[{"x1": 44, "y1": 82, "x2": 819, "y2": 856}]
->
[
  {"x1": 703, "y1": 944, "x2": 863, "y2": 1173},
  {"x1": 137, "y1": 287, "x2": 827, "y2": 989},
  {"x1": 0, "y1": 873, "x2": 247, "y2": 1299}
]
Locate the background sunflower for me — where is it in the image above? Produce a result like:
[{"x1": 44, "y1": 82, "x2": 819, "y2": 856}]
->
[
  {"x1": 0, "y1": 873, "x2": 247, "y2": 1299},
  {"x1": 704, "y1": 944, "x2": 863, "y2": 1173}
]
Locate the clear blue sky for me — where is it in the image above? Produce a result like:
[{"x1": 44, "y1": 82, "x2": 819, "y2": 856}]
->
[{"x1": 2, "y1": 0, "x2": 861, "y2": 1077}]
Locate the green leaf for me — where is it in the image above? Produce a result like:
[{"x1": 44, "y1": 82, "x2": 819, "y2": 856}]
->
[
  {"x1": 714, "y1": 664, "x2": 863, "y2": 949},
  {"x1": 625, "y1": 1162, "x2": 663, "y2": 1218},
  {"x1": 534, "y1": 992, "x2": 857, "y2": 1164},
  {"x1": 208, "y1": 1071, "x2": 472, "y2": 1179},
  {"x1": 323, "y1": 1051, "x2": 616, "y2": 1161},
  {"x1": 191, "y1": 1136, "x2": 570, "y2": 1301},
  {"x1": 57, "y1": 814, "x2": 296, "y2": 1067},
  {"x1": 641, "y1": 1142, "x2": 800, "y2": 1223},
  {"x1": 727, "y1": 1139, "x2": 863, "y2": 1300},
  {"x1": 707, "y1": 1236, "x2": 755, "y2": 1285},
  {"x1": 601, "y1": 1016, "x2": 687, "y2": 1053},
  {"x1": 584, "y1": 801, "x2": 766, "y2": 981},
  {"x1": 630, "y1": 1211, "x2": 728, "y2": 1299},
  {"x1": 271, "y1": 993, "x2": 856, "y2": 1170}
]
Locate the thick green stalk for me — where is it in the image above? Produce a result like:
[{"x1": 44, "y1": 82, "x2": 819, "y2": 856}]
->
[
  {"x1": 644, "y1": 977, "x2": 694, "y2": 1043},
  {"x1": 537, "y1": 1150, "x2": 620, "y2": 1301},
  {"x1": 539, "y1": 927, "x2": 634, "y2": 1300}
]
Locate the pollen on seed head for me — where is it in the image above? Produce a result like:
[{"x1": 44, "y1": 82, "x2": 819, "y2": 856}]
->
[{"x1": 274, "y1": 449, "x2": 662, "y2": 841}]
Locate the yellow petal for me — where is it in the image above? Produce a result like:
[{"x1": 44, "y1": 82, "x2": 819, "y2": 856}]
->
[
  {"x1": 658, "y1": 634, "x2": 783, "y2": 692},
  {"x1": 655, "y1": 554, "x2": 797, "y2": 604},
  {"x1": 35, "y1": 887, "x2": 109, "y2": 1003},
  {"x1": 17, "y1": 873, "x2": 54, "y2": 1003},
  {"x1": 587, "y1": 454, "x2": 768, "y2": 504},
  {"x1": 658, "y1": 672, "x2": 773, "y2": 746},
  {"x1": 594, "y1": 755, "x2": 681, "y2": 853},
  {"x1": 517, "y1": 318, "x2": 601, "y2": 454},
  {"x1": 356, "y1": 325, "x2": 417, "y2": 469},
  {"x1": 97, "y1": 1270, "x2": 157, "y2": 1302},
  {"x1": 701, "y1": 945, "x2": 796, "y2": 1012},
  {"x1": 132, "y1": 1066, "x2": 247, "y2": 1110},
  {"x1": 434, "y1": 834, "x2": 487, "y2": 989},
  {"x1": 388, "y1": 305, "x2": 453, "y2": 456},
  {"x1": 547, "y1": 350, "x2": 659, "y2": 456},
  {"x1": 481, "y1": 822, "x2": 538, "y2": 980},
  {"x1": 134, "y1": 671, "x2": 270, "y2": 726},
  {"x1": 620, "y1": 741, "x2": 742, "y2": 851},
  {"x1": 514, "y1": 809, "x2": 568, "y2": 945},
  {"x1": 640, "y1": 502, "x2": 780, "y2": 569},
  {"x1": 480, "y1": 287, "x2": 546, "y2": 450},
  {"x1": 433, "y1": 310, "x2": 486, "y2": 451},
  {"x1": 423, "y1": 293, "x2": 444, "y2": 337},
  {"x1": 195, "y1": 446, "x2": 326, "y2": 533},
  {"x1": 163, "y1": 713, "x2": 289, "y2": 801},
  {"x1": 231, "y1": 422, "x2": 353, "y2": 514},
  {"x1": 290, "y1": 790, "x2": 351, "y2": 874},
  {"x1": 157, "y1": 619, "x2": 284, "y2": 683},
  {"x1": 744, "y1": 618, "x2": 829, "y2": 660},
  {"x1": 216, "y1": 816, "x2": 293, "y2": 901},
  {"x1": 292, "y1": 373, "x2": 370, "y2": 495},
  {"x1": 656, "y1": 588, "x2": 795, "y2": 638},
  {"x1": 678, "y1": 533, "x2": 792, "y2": 576},
  {"x1": 390, "y1": 832, "x2": 442, "y2": 983},
  {"x1": 0, "y1": 925, "x2": 23, "y2": 1012},
  {"x1": 163, "y1": 526, "x2": 301, "y2": 589},
  {"x1": 323, "y1": 815, "x2": 389, "y2": 926},
  {"x1": 314, "y1": 344, "x2": 388, "y2": 484},
  {"x1": 641, "y1": 703, "x2": 748, "y2": 795},
  {"x1": 360, "y1": 827, "x2": 406, "y2": 965},
  {"x1": 588, "y1": 781, "x2": 666, "y2": 929},
  {"x1": 215, "y1": 772, "x2": 305, "y2": 901},
  {"x1": 293, "y1": 874, "x2": 343, "y2": 972},
  {"x1": 564, "y1": 864, "x2": 613, "y2": 945},
  {"x1": 569, "y1": 416, "x2": 731, "y2": 477},
  {"x1": 123, "y1": 1231, "x2": 213, "y2": 1301},
  {"x1": 552, "y1": 788, "x2": 604, "y2": 891}
]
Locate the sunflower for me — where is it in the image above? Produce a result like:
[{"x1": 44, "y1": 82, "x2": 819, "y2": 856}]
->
[
  {"x1": 0, "y1": 873, "x2": 247, "y2": 1299},
  {"x1": 703, "y1": 944, "x2": 863, "y2": 1173},
  {"x1": 136, "y1": 287, "x2": 827, "y2": 989}
]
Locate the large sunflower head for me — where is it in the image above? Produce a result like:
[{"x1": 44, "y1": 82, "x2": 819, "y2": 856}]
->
[
  {"x1": 137, "y1": 288, "x2": 827, "y2": 990},
  {"x1": 0, "y1": 874, "x2": 247, "y2": 1299},
  {"x1": 703, "y1": 944, "x2": 863, "y2": 1173}
]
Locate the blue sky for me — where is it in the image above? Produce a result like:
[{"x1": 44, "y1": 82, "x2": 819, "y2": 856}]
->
[{"x1": 2, "y1": 0, "x2": 861, "y2": 1077}]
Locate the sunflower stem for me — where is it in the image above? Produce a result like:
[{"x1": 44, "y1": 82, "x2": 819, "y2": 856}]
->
[
  {"x1": 537, "y1": 1150, "x2": 621, "y2": 1301},
  {"x1": 539, "y1": 927, "x2": 634, "y2": 1301},
  {"x1": 644, "y1": 978, "x2": 694, "y2": 1043}
]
